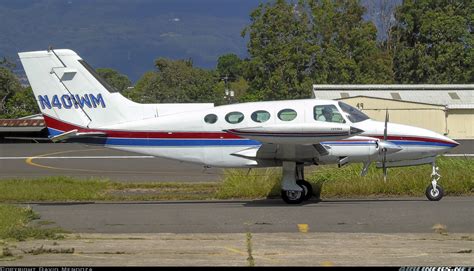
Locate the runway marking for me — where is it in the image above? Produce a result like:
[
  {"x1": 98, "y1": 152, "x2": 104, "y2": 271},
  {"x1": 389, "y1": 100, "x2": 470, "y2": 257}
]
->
[
  {"x1": 320, "y1": 261, "x2": 334, "y2": 266},
  {"x1": 224, "y1": 247, "x2": 247, "y2": 256},
  {"x1": 25, "y1": 149, "x2": 105, "y2": 171},
  {"x1": 297, "y1": 224, "x2": 309, "y2": 233},
  {"x1": 2, "y1": 156, "x2": 154, "y2": 160},
  {"x1": 24, "y1": 149, "x2": 219, "y2": 176}
]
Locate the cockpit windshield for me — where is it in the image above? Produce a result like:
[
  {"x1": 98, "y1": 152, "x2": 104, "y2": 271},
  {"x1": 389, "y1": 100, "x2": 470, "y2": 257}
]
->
[{"x1": 338, "y1": 101, "x2": 370, "y2": 123}]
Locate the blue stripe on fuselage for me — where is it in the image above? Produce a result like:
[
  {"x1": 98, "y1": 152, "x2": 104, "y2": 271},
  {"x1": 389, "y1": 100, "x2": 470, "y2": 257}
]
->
[
  {"x1": 99, "y1": 139, "x2": 453, "y2": 147},
  {"x1": 104, "y1": 138, "x2": 261, "y2": 147}
]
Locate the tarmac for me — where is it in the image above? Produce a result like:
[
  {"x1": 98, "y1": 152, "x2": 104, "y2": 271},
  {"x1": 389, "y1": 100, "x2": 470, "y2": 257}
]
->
[
  {"x1": 27, "y1": 197, "x2": 474, "y2": 234},
  {"x1": 2, "y1": 232, "x2": 473, "y2": 266}
]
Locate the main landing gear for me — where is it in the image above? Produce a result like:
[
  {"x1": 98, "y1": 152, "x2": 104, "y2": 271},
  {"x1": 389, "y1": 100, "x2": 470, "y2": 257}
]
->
[
  {"x1": 425, "y1": 162, "x2": 444, "y2": 201},
  {"x1": 280, "y1": 162, "x2": 313, "y2": 204}
]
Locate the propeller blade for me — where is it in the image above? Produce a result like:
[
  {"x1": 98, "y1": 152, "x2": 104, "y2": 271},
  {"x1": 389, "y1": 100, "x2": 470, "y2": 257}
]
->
[
  {"x1": 382, "y1": 151, "x2": 387, "y2": 182},
  {"x1": 383, "y1": 109, "x2": 389, "y2": 182}
]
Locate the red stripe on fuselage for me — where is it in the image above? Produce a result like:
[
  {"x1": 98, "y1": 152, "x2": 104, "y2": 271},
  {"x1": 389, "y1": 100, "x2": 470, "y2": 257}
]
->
[{"x1": 43, "y1": 114, "x2": 242, "y2": 139}]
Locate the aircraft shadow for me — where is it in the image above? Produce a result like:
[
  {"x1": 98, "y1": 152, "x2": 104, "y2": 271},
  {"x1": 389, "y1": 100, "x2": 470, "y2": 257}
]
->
[
  {"x1": 242, "y1": 197, "x2": 427, "y2": 207},
  {"x1": 32, "y1": 197, "x2": 426, "y2": 207}
]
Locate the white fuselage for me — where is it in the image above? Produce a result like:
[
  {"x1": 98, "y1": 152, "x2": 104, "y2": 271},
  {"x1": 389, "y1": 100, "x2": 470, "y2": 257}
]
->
[{"x1": 44, "y1": 99, "x2": 458, "y2": 168}]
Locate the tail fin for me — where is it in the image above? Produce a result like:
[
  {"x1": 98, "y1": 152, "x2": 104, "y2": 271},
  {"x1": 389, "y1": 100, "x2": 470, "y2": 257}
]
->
[{"x1": 18, "y1": 49, "x2": 144, "y2": 129}]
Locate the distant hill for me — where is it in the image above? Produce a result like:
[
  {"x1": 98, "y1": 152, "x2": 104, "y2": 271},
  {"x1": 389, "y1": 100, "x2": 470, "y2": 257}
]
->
[{"x1": 0, "y1": 0, "x2": 400, "y2": 82}]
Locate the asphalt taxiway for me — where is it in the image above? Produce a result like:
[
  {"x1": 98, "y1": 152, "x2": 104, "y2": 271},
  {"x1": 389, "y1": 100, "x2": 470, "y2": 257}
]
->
[
  {"x1": 29, "y1": 197, "x2": 474, "y2": 234},
  {"x1": 0, "y1": 143, "x2": 221, "y2": 182}
]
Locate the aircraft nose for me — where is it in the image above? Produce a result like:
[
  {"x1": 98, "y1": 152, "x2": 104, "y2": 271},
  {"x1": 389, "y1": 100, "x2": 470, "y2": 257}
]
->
[{"x1": 442, "y1": 136, "x2": 459, "y2": 148}]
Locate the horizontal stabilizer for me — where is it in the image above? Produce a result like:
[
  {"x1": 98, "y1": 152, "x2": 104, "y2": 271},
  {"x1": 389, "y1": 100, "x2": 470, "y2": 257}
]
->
[{"x1": 50, "y1": 129, "x2": 106, "y2": 143}]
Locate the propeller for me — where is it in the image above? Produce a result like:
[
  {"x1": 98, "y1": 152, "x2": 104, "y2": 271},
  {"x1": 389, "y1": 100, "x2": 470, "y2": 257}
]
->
[
  {"x1": 376, "y1": 109, "x2": 402, "y2": 181},
  {"x1": 361, "y1": 110, "x2": 395, "y2": 178},
  {"x1": 360, "y1": 110, "x2": 402, "y2": 178},
  {"x1": 382, "y1": 109, "x2": 389, "y2": 182}
]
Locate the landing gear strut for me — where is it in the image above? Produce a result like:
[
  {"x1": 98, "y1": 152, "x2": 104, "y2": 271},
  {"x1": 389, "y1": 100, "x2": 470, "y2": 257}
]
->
[
  {"x1": 280, "y1": 162, "x2": 313, "y2": 204},
  {"x1": 425, "y1": 162, "x2": 444, "y2": 201}
]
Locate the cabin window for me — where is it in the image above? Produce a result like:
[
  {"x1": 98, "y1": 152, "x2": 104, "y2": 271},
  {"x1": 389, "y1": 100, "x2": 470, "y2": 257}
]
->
[
  {"x1": 251, "y1": 110, "x2": 270, "y2": 123},
  {"x1": 204, "y1": 114, "x2": 218, "y2": 124},
  {"x1": 278, "y1": 109, "x2": 297, "y2": 121},
  {"x1": 314, "y1": 105, "x2": 346, "y2": 123},
  {"x1": 225, "y1": 111, "x2": 245, "y2": 124}
]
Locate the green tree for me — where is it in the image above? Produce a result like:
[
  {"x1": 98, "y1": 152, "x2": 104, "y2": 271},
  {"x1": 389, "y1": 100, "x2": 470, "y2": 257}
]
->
[
  {"x1": 129, "y1": 58, "x2": 224, "y2": 104},
  {"x1": 0, "y1": 66, "x2": 23, "y2": 117},
  {"x1": 241, "y1": 0, "x2": 393, "y2": 101},
  {"x1": 216, "y1": 54, "x2": 243, "y2": 80},
  {"x1": 96, "y1": 68, "x2": 132, "y2": 93},
  {"x1": 391, "y1": 0, "x2": 473, "y2": 83},
  {"x1": 309, "y1": 0, "x2": 393, "y2": 84},
  {"x1": 242, "y1": 0, "x2": 317, "y2": 101},
  {"x1": 2, "y1": 87, "x2": 39, "y2": 118}
]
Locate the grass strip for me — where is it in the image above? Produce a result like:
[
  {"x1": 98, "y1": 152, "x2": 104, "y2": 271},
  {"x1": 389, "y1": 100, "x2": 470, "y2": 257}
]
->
[
  {"x1": 0, "y1": 157, "x2": 471, "y2": 202},
  {"x1": 310, "y1": 157, "x2": 473, "y2": 197},
  {"x1": 0, "y1": 204, "x2": 64, "y2": 241},
  {"x1": 216, "y1": 157, "x2": 473, "y2": 199}
]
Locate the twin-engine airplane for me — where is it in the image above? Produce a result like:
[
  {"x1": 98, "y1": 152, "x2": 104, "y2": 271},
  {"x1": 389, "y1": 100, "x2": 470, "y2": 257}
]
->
[{"x1": 19, "y1": 49, "x2": 459, "y2": 204}]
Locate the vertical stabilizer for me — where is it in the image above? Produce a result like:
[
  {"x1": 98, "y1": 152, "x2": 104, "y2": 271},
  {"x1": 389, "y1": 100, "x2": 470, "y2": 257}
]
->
[{"x1": 19, "y1": 49, "x2": 142, "y2": 129}]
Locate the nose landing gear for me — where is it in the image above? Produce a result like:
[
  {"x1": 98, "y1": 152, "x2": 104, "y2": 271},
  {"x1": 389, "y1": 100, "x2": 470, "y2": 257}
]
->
[{"x1": 425, "y1": 162, "x2": 444, "y2": 201}]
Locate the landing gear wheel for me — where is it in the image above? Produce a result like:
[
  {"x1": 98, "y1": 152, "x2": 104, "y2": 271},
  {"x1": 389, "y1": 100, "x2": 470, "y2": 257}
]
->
[
  {"x1": 425, "y1": 184, "x2": 444, "y2": 201},
  {"x1": 297, "y1": 180, "x2": 313, "y2": 201},
  {"x1": 281, "y1": 189, "x2": 304, "y2": 204}
]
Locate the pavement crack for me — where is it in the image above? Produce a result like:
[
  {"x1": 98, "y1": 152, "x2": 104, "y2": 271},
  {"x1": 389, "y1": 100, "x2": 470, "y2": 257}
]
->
[
  {"x1": 455, "y1": 249, "x2": 472, "y2": 254},
  {"x1": 246, "y1": 232, "x2": 255, "y2": 267}
]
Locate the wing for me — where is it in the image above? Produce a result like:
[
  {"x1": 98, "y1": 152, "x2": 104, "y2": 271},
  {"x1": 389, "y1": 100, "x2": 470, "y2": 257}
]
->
[{"x1": 226, "y1": 122, "x2": 363, "y2": 164}]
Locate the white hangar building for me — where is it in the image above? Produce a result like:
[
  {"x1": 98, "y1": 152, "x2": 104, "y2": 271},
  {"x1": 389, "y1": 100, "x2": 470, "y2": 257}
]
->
[{"x1": 312, "y1": 84, "x2": 474, "y2": 140}]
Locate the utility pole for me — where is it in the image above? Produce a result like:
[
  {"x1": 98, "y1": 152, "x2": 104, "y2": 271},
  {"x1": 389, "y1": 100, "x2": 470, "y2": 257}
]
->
[{"x1": 222, "y1": 74, "x2": 234, "y2": 104}]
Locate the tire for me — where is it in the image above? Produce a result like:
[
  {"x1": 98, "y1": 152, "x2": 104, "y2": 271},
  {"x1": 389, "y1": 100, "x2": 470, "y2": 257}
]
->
[
  {"x1": 297, "y1": 180, "x2": 313, "y2": 201},
  {"x1": 281, "y1": 189, "x2": 305, "y2": 204},
  {"x1": 425, "y1": 184, "x2": 444, "y2": 201}
]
